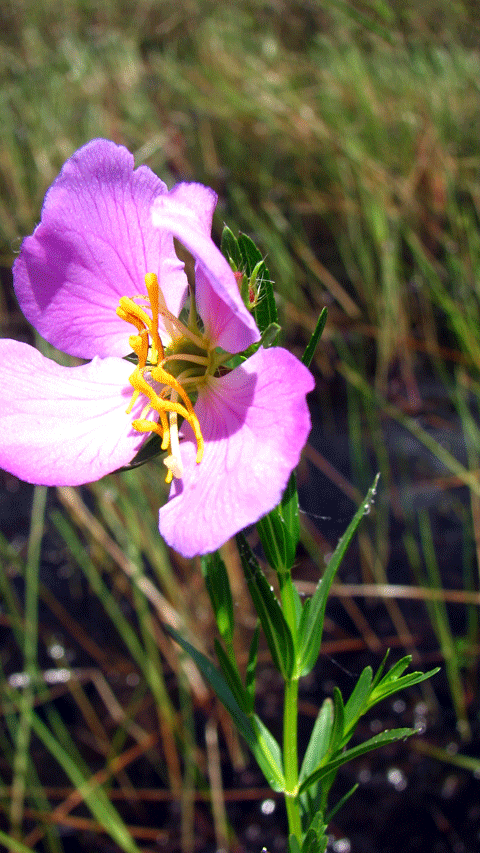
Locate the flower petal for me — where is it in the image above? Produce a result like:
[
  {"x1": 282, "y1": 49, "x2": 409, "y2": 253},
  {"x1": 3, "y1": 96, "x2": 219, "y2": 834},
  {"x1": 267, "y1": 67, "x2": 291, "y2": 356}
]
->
[
  {"x1": 151, "y1": 184, "x2": 260, "y2": 353},
  {"x1": 13, "y1": 139, "x2": 188, "y2": 359},
  {"x1": 158, "y1": 347, "x2": 314, "y2": 557},
  {"x1": 0, "y1": 340, "x2": 149, "y2": 485}
]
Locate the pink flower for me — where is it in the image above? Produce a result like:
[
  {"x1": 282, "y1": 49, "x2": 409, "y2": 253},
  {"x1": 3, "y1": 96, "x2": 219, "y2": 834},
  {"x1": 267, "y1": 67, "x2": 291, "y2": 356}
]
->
[{"x1": 0, "y1": 139, "x2": 313, "y2": 556}]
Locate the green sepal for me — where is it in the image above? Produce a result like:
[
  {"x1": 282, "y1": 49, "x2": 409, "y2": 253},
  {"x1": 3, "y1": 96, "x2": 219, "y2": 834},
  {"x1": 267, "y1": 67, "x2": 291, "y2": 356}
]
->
[
  {"x1": 237, "y1": 231, "x2": 264, "y2": 276},
  {"x1": 237, "y1": 232, "x2": 278, "y2": 332},
  {"x1": 236, "y1": 532, "x2": 295, "y2": 679},
  {"x1": 201, "y1": 552, "x2": 234, "y2": 647},
  {"x1": 114, "y1": 433, "x2": 163, "y2": 472},
  {"x1": 261, "y1": 321, "x2": 281, "y2": 348},
  {"x1": 297, "y1": 475, "x2": 380, "y2": 678},
  {"x1": 302, "y1": 307, "x2": 328, "y2": 368},
  {"x1": 165, "y1": 625, "x2": 285, "y2": 791},
  {"x1": 221, "y1": 224, "x2": 243, "y2": 270}
]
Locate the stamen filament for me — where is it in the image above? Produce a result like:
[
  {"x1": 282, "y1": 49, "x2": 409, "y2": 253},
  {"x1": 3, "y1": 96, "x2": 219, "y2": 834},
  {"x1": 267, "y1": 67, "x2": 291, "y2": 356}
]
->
[
  {"x1": 157, "y1": 297, "x2": 205, "y2": 350},
  {"x1": 161, "y1": 353, "x2": 209, "y2": 367}
]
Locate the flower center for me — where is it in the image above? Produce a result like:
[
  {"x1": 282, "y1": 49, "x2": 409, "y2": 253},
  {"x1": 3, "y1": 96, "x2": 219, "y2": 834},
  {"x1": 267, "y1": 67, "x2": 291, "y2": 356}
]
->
[{"x1": 116, "y1": 273, "x2": 210, "y2": 484}]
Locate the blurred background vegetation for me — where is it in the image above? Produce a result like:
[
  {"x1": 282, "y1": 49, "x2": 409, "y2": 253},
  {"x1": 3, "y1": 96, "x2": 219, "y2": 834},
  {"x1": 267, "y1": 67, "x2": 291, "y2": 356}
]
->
[{"x1": 1, "y1": 1, "x2": 480, "y2": 851}]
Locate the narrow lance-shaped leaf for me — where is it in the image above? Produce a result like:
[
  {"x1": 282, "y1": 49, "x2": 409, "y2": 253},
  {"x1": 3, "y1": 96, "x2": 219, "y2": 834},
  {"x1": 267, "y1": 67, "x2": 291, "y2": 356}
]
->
[
  {"x1": 342, "y1": 665, "x2": 373, "y2": 735},
  {"x1": 281, "y1": 472, "x2": 300, "y2": 555},
  {"x1": 257, "y1": 472, "x2": 300, "y2": 573},
  {"x1": 367, "y1": 665, "x2": 440, "y2": 710},
  {"x1": 299, "y1": 698, "x2": 334, "y2": 783},
  {"x1": 327, "y1": 687, "x2": 345, "y2": 756},
  {"x1": 201, "y1": 552, "x2": 234, "y2": 647},
  {"x1": 245, "y1": 623, "x2": 260, "y2": 715},
  {"x1": 302, "y1": 307, "x2": 328, "y2": 368},
  {"x1": 166, "y1": 624, "x2": 285, "y2": 791},
  {"x1": 297, "y1": 474, "x2": 380, "y2": 678},
  {"x1": 298, "y1": 728, "x2": 413, "y2": 794},
  {"x1": 214, "y1": 639, "x2": 249, "y2": 714},
  {"x1": 236, "y1": 533, "x2": 295, "y2": 679},
  {"x1": 257, "y1": 509, "x2": 291, "y2": 573}
]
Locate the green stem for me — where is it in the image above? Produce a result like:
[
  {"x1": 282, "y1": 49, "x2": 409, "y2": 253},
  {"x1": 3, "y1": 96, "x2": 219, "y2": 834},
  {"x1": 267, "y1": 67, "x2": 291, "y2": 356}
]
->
[{"x1": 284, "y1": 676, "x2": 302, "y2": 841}]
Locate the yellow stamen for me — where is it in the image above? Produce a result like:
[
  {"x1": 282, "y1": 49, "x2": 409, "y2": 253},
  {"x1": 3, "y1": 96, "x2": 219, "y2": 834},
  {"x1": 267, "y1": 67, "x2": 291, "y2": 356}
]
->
[{"x1": 117, "y1": 272, "x2": 205, "y2": 480}]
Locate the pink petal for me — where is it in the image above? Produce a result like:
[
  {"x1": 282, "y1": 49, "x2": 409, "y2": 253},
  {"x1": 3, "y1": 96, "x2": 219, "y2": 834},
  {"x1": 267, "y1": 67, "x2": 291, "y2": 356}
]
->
[
  {"x1": 194, "y1": 265, "x2": 258, "y2": 354},
  {"x1": 13, "y1": 139, "x2": 188, "y2": 359},
  {"x1": 151, "y1": 185, "x2": 260, "y2": 353},
  {"x1": 0, "y1": 340, "x2": 150, "y2": 485},
  {"x1": 159, "y1": 347, "x2": 314, "y2": 557}
]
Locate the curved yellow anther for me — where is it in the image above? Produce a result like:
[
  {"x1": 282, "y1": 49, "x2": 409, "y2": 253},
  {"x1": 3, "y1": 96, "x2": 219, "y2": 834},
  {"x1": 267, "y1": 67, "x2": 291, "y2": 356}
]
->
[
  {"x1": 131, "y1": 418, "x2": 170, "y2": 450},
  {"x1": 144, "y1": 273, "x2": 163, "y2": 363},
  {"x1": 117, "y1": 297, "x2": 151, "y2": 335},
  {"x1": 129, "y1": 330, "x2": 149, "y2": 369},
  {"x1": 153, "y1": 365, "x2": 204, "y2": 463},
  {"x1": 117, "y1": 272, "x2": 206, "y2": 477}
]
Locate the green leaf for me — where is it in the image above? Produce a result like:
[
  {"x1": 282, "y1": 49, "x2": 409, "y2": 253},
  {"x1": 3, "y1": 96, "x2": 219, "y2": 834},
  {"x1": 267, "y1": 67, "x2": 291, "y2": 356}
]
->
[
  {"x1": 328, "y1": 687, "x2": 345, "y2": 755},
  {"x1": 325, "y1": 783, "x2": 359, "y2": 823},
  {"x1": 221, "y1": 224, "x2": 243, "y2": 270},
  {"x1": 288, "y1": 836, "x2": 302, "y2": 853},
  {"x1": 301, "y1": 811, "x2": 328, "y2": 853},
  {"x1": 301, "y1": 823, "x2": 328, "y2": 853},
  {"x1": 298, "y1": 728, "x2": 413, "y2": 794},
  {"x1": 251, "y1": 713, "x2": 285, "y2": 789},
  {"x1": 166, "y1": 625, "x2": 285, "y2": 791},
  {"x1": 257, "y1": 473, "x2": 300, "y2": 574},
  {"x1": 299, "y1": 698, "x2": 334, "y2": 784},
  {"x1": 376, "y1": 654, "x2": 411, "y2": 684},
  {"x1": 302, "y1": 307, "x2": 328, "y2": 368},
  {"x1": 282, "y1": 472, "x2": 300, "y2": 550},
  {"x1": 342, "y1": 666, "x2": 373, "y2": 733},
  {"x1": 214, "y1": 639, "x2": 249, "y2": 713},
  {"x1": 245, "y1": 623, "x2": 260, "y2": 714},
  {"x1": 201, "y1": 552, "x2": 234, "y2": 646},
  {"x1": 370, "y1": 650, "x2": 390, "y2": 691},
  {"x1": 257, "y1": 508, "x2": 292, "y2": 573},
  {"x1": 368, "y1": 664, "x2": 440, "y2": 709},
  {"x1": 236, "y1": 533, "x2": 295, "y2": 678},
  {"x1": 297, "y1": 475, "x2": 380, "y2": 677}
]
